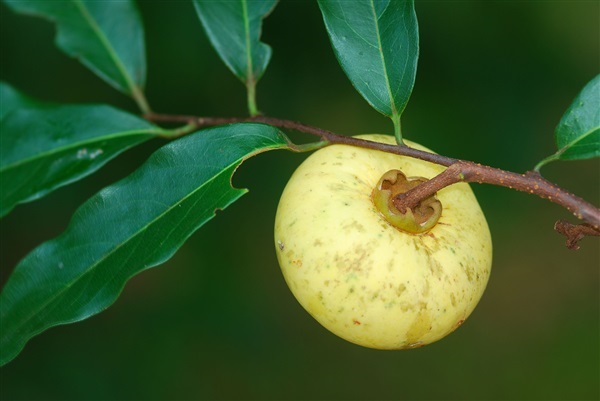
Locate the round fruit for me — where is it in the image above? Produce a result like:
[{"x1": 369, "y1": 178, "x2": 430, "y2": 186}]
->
[{"x1": 274, "y1": 134, "x2": 492, "y2": 349}]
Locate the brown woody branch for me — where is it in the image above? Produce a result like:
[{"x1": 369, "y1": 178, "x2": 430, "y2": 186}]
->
[
  {"x1": 145, "y1": 113, "x2": 600, "y2": 248},
  {"x1": 392, "y1": 162, "x2": 600, "y2": 228}
]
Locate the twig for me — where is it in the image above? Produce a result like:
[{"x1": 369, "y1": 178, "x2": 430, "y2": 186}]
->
[
  {"x1": 145, "y1": 112, "x2": 600, "y2": 244},
  {"x1": 145, "y1": 113, "x2": 457, "y2": 166},
  {"x1": 392, "y1": 162, "x2": 600, "y2": 230},
  {"x1": 554, "y1": 220, "x2": 600, "y2": 250}
]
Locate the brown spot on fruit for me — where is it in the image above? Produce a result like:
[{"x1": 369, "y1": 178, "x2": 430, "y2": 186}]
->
[
  {"x1": 405, "y1": 310, "x2": 432, "y2": 345},
  {"x1": 396, "y1": 283, "x2": 407, "y2": 297},
  {"x1": 353, "y1": 319, "x2": 361, "y2": 325},
  {"x1": 343, "y1": 220, "x2": 366, "y2": 233}
]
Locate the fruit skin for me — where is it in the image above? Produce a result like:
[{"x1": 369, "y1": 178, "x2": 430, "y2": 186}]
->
[{"x1": 274, "y1": 134, "x2": 492, "y2": 349}]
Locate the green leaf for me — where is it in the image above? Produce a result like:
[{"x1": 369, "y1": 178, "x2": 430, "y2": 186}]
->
[
  {"x1": 0, "y1": 82, "x2": 46, "y2": 120},
  {"x1": 555, "y1": 75, "x2": 600, "y2": 160},
  {"x1": 3, "y1": 0, "x2": 150, "y2": 113},
  {"x1": 318, "y1": 0, "x2": 419, "y2": 142},
  {"x1": 535, "y1": 75, "x2": 600, "y2": 171},
  {"x1": 0, "y1": 104, "x2": 160, "y2": 218},
  {"x1": 0, "y1": 123, "x2": 289, "y2": 366},
  {"x1": 193, "y1": 0, "x2": 277, "y2": 116}
]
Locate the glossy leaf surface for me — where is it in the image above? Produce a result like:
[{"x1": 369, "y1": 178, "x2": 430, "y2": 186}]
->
[
  {"x1": 0, "y1": 123, "x2": 289, "y2": 366},
  {"x1": 0, "y1": 104, "x2": 159, "y2": 217},
  {"x1": 536, "y1": 75, "x2": 600, "y2": 170},
  {"x1": 4, "y1": 0, "x2": 147, "y2": 100},
  {"x1": 318, "y1": 0, "x2": 419, "y2": 120},
  {"x1": 0, "y1": 82, "x2": 46, "y2": 120},
  {"x1": 193, "y1": 0, "x2": 277, "y2": 84},
  {"x1": 554, "y1": 75, "x2": 600, "y2": 160}
]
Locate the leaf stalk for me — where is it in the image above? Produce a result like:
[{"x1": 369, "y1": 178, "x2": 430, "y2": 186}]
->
[
  {"x1": 247, "y1": 80, "x2": 259, "y2": 117},
  {"x1": 392, "y1": 114, "x2": 404, "y2": 145}
]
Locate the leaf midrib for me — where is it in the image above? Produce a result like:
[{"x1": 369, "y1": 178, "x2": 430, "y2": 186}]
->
[
  {"x1": 242, "y1": 0, "x2": 254, "y2": 85},
  {"x1": 72, "y1": 0, "x2": 139, "y2": 95},
  {"x1": 557, "y1": 125, "x2": 600, "y2": 156},
  {"x1": 369, "y1": 0, "x2": 398, "y2": 118},
  {"x1": 0, "y1": 128, "x2": 159, "y2": 172}
]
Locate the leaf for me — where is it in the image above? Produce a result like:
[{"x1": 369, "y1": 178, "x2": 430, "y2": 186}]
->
[
  {"x1": 0, "y1": 123, "x2": 289, "y2": 366},
  {"x1": 535, "y1": 75, "x2": 600, "y2": 170},
  {"x1": 193, "y1": 0, "x2": 277, "y2": 114},
  {"x1": 0, "y1": 104, "x2": 160, "y2": 218},
  {"x1": 193, "y1": 0, "x2": 276, "y2": 83},
  {"x1": 0, "y1": 82, "x2": 46, "y2": 120},
  {"x1": 3, "y1": 0, "x2": 149, "y2": 112},
  {"x1": 318, "y1": 0, "x2": 419, "y2": 136},
  {"x1": 554, "y1": 75, "x2": 600, "y2": 160}
]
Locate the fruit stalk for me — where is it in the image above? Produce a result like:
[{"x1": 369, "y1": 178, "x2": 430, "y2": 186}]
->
[
  {"x1": 393, "y1": 162, "x2": 600, "y2": 228},
  {"x1": 144, "y1": 112, "x2": 600, "y2": 248}
]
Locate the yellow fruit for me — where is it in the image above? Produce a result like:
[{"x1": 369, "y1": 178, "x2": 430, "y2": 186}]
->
[{"x1": 274, "y1": 134, "x2": 492, "y2": 349}]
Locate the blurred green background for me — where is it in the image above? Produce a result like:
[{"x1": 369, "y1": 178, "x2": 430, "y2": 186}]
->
[{"x1": 1, "y1": 1, "x2": 599, "y2": 400}]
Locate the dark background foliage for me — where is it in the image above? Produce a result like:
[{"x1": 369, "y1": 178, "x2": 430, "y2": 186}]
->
[{"x1": 1, "y1": 1, "x2": 598, "y2": 400}]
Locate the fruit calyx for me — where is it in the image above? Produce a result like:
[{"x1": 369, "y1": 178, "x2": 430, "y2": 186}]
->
[{"x1": 371, "y1": 169, "x2": 442, "y2": 234}]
